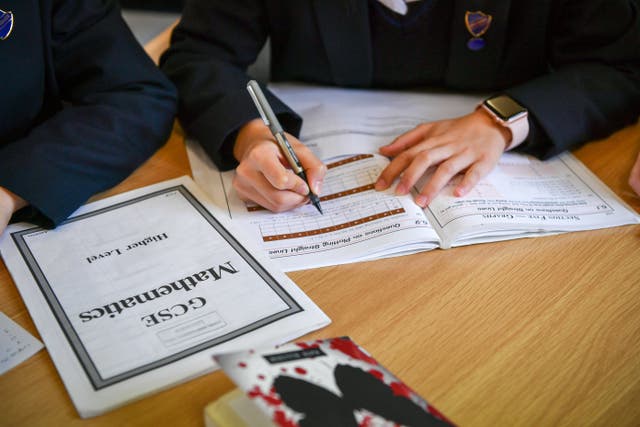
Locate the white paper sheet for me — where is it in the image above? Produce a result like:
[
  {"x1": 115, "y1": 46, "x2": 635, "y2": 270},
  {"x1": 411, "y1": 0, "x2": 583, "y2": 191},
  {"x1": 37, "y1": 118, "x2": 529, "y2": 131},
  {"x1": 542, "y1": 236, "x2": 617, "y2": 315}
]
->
[
  {"x1": 0, "y1": 177, "x2": 330, "y2": 417},
  {"x1": 270, "y1": 83, "x2": 484, "y2": 159},
  {"x1": 0, "y1": 311, "x2": 43, "y2": 375}
]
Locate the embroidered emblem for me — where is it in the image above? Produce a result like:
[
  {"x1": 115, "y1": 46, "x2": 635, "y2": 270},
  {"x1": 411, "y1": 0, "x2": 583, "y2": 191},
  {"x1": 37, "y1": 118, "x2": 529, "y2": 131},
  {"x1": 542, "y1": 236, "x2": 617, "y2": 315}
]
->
[
  {"x1": 0, "y1": 9, "x2": 14, "y2": 40},
  {"x1": 465, "y1": 10, "x2": 492, "y2": 51}
]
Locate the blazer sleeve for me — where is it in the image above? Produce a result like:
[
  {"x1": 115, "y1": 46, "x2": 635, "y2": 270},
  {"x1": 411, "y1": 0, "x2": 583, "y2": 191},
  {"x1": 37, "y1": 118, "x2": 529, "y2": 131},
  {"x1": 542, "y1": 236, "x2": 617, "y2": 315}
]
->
[
  {"x1": 160, "y1": 0, "x2": 302, "y2": 171},
  {"x1": 506, "y1": 0, "x2": 640, "y2": 159},
  {"x1": 0, "y1": 0, "x2": 177, "y2": 227}
]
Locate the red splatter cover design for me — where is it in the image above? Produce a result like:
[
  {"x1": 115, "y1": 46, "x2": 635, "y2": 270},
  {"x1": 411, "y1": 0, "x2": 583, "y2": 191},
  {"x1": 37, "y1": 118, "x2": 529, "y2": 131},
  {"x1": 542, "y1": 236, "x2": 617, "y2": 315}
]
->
[{"x1": 215, "y1": 337, "x2": 453, "y2": 426}]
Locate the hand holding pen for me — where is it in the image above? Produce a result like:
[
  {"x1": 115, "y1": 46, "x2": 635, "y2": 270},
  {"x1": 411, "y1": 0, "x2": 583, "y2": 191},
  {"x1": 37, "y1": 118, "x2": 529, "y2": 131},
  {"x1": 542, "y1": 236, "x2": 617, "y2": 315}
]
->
[
  {"x1": 234, "y1": 81, "x2": 326, "y2": 213},
  {"x1": 232, "y1": 80, "x2": 325, "y2": 213}
]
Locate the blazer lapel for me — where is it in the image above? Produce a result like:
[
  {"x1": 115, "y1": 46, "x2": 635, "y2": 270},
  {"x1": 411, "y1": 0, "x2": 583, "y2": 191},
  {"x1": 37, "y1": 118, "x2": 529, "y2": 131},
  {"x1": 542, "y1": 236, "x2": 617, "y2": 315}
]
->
[
  {"x1": 446, "y1": 0, "x2": 511, "y2": 90},
  {"x1": 312, "y1": 0, "x2": 372, "y2": 87}
]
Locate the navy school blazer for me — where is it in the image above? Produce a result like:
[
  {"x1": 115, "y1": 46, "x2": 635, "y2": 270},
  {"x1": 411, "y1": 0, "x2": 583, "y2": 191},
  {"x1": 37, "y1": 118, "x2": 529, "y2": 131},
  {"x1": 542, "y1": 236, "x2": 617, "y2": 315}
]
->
[
  {"x1": 0, "y1": 0, "x2": 177, "y2": 227},
  {"x1": 161, "y1": 0, "x2": 640, "y2": 171}
]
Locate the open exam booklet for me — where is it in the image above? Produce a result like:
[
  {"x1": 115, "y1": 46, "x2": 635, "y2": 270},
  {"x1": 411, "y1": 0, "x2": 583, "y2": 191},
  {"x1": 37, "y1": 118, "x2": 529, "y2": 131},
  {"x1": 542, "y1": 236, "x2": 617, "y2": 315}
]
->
[
  {"x1": 188, "y1": 84, "x2": 640, "y2": 272},
  {"x1": 0, "y1": 177, "x2": 329, "y2": 417}
]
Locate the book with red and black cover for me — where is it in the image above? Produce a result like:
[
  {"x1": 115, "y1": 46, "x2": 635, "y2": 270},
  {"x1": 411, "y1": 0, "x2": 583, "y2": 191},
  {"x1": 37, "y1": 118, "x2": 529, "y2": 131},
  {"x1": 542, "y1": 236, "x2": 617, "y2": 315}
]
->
[{"x1": 213, "y1": 337, "x2": 453, "y2": 427}]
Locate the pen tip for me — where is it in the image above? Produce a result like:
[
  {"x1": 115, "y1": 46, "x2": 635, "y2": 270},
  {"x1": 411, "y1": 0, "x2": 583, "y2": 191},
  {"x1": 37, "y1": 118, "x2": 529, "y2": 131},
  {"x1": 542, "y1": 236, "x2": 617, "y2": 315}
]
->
[{"x1": 310, "y1": 195, "x2": 323, "y2": 215}]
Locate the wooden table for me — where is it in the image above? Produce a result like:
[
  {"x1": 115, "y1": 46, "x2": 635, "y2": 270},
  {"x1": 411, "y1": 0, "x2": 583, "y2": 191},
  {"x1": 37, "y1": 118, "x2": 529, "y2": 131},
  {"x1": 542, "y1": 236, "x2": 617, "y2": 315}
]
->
[{"x1": 2, "y1": 30, "x2": 640, "y2": 427}]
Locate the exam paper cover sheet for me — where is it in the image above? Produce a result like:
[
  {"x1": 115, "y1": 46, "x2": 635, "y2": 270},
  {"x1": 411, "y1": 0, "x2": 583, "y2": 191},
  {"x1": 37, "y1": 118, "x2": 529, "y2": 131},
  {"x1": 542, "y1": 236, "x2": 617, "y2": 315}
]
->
[{"x1": 0, "y1": 177, "x2": 329, "y2": 417}]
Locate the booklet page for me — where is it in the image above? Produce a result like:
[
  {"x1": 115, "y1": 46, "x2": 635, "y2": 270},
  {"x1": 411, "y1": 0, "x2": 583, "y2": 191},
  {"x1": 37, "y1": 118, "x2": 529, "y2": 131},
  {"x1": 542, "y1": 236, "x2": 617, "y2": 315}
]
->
[
  {"x1": 213, "y1": 153, "x2": 439, "y2": 271},
  {"x1": 423, "y1": 153, "x2": 640, "y2": 247}
]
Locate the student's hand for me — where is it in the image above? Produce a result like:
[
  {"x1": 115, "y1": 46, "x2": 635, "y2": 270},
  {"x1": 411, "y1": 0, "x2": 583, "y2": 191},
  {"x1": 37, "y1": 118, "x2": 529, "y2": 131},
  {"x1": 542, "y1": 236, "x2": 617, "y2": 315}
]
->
[
  {"x1": 630, "y1": 150, "x2": 640, "y2": 196},
  {"x1": 0, "y1": 187, "x2": 27, "y2": 236},
  {"x1": 375, "y1": 109, "x2": 510, "y2": 207},
  {"x1": 233, "y1": 119, "x2": 327, "y2": 212}
]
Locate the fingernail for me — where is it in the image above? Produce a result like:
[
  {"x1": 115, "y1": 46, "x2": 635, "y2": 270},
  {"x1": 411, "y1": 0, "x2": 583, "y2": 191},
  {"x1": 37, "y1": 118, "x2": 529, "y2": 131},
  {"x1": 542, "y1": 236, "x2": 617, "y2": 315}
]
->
[
  {"x1": 375, "y1": 178, "x2": 386, "y2": 190},
  {"x1": 312, "y1": 180, "x2": 322, "y2": 195},
  {"x1": 455, "y1": 187, "x2": 467, "y2": 197},
  {"x1": 296, "y1": 182, "x2": 310, "y2": 195},
  {"x1": 395, "y1": 184, "x2": 407, "y2": 195},
  {"x1": 416, "y1": 195, "x2": 429, "y2": 207}
]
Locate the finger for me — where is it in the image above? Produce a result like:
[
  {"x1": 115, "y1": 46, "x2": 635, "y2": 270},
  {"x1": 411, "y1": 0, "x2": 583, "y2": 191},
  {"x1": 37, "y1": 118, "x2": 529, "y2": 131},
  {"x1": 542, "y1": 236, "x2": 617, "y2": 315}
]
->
[
  {"x1": 394, "y1": 145, "x2": 456, "y2": 195},
  {"x1": 454, "y1": 158, "x2": 495, "y2": 197},
  {"x1": 415, "y1": 153, "x2": 475, "y2": 207},
  {"x1": 288, "y1": 138, "x2": 327, "y2": 195},
  {"x1": 233, "y1": 172, "x2": 307, "y2": 212},
  {"x1": 0, "y1": 187, "x2": 27, "y2": 236},
  {"x1": 632, "y1": 152, "x2": 640, "y2": 176},
  {"x1": 305, "y1": 163, "x2": 327, "y2": 195},
  {"x1": 379, "y1": 123, "x2": 432, "y2": 156},
  {"x1": 375, "y1": 150, "x2": 415, "y2": 192},
  {"x1": 258, "y1": 152, "x2": 309, "y2": 195},
  {"x1": 629, "y1": 152, "x2": 640, "y2": 195},
  {"x1": 235, "y1": 155, "x2": 307, "y2": 211},
  {"x1": 0, "y1": 212, "x2": 9, "y2": 236},
  {"x1": 240, "y1": 139, "x2": 282, "y2": 172},
  {"x1": 375, "y1": 134, "x2": 451, "y2": 192},
  {"x1": 239, "y1": 139, "x2": 307, "y2": 194}
]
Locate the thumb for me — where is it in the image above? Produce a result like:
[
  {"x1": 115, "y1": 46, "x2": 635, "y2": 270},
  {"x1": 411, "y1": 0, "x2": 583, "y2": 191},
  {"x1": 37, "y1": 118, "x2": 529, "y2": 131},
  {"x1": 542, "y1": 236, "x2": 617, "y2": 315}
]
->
[
  {"x1": 305, "y1": 162, "x2": 327, "y2": 196},
  {"x1": 286, "y1": 135, "x2": 326, "y2": 195}
]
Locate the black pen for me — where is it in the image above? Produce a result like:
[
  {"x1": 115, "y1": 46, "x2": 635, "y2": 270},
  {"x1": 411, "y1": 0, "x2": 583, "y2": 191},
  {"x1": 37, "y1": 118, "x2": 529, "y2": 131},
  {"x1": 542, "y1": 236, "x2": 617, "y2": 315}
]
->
[{"x1": 246, "y1": 80, "x2": 323, "y2": 214}]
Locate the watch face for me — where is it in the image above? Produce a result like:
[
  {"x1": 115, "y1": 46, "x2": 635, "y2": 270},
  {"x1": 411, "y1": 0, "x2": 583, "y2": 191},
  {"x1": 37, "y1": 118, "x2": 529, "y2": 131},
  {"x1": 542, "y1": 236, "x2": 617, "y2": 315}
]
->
[{"x1": 484, "y1": 95, "x2": 527, "y2": 121}]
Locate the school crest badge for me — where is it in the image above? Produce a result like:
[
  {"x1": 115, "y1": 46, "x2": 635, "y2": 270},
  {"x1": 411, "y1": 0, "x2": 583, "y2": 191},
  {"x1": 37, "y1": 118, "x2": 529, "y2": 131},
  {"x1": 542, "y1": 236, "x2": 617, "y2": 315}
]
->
[
  {"x1": 465, "y1": 10, "x2": 492, "y2": 51},
  {"x1": 0, "y1": 9, "x2": 14, "y2": 40}
]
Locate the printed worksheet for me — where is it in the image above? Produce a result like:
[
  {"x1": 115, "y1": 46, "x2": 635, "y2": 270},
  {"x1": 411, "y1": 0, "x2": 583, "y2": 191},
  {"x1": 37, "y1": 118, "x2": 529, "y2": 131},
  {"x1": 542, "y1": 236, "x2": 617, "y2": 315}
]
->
[
  {"x1": 422, "y1": 153, "x2": 640, "y2": 247},
  {"x1": 0, "y1": 311, "x2": 43, "y2": 375},
  {"x1": 219, "y1": 153, "x2": 440, "y2": 271}
]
